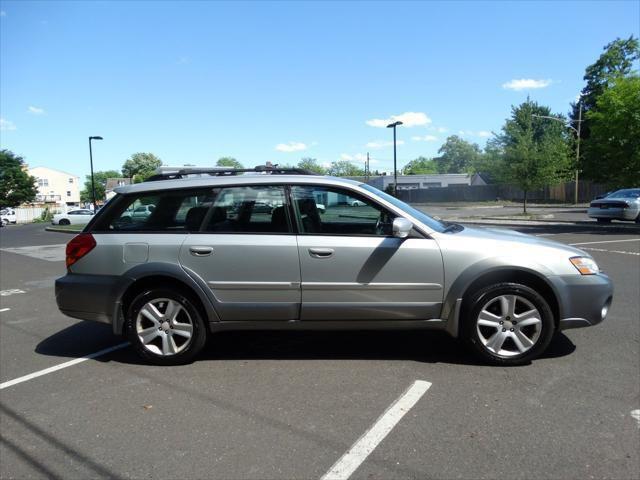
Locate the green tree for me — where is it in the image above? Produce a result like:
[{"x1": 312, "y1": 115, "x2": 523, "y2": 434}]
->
[
  {"x1": 495, "y1": 99, "x2": 571, "y2": 213},
  {"x1": 571, "y1": 36, "x2": 639, "y2": 179},
  {"x1": 80, "y1": 170, "x2": 120, "y2": 203},
  {"x1": 434, "y1": 136, "x2": 481, "y2": 173},
  {"x1": 326, "y1": 160, "x2": 365, "y2": 177},
  {"x1": 297, "y1": 157, "x2": 327, "y2": 174},
  {"x1": 122, "y1": 153, "x2": 163, "y2": 182},
  {"x1": 216, "y1": 157, "x2": 243, "y2": 169},
  {"x1": 0, "y1": 150, "x2": 38, "y2": 206},
  {"x1": 584, "y1": 75, "x2": 640, "y2": 186},
  {"x1": 402, "y1": 156, "x2": 438, "y2": 175}
]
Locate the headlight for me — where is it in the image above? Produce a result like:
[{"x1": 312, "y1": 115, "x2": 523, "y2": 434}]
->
[{"x1": 570, "y1": 256, "x2": 600, "y2": 275}]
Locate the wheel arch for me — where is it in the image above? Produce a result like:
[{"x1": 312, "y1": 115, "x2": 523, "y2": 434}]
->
[
  {"x1": 444, "y1": 264, "x2": 562, "y2": 337},
  {"x1": 112, "y1": 263, "x2": 220, "y2": 335}
]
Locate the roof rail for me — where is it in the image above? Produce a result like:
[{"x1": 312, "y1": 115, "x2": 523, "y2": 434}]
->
[{"x1": 145, "y1": 165, "x2": 318, "y2": 182}]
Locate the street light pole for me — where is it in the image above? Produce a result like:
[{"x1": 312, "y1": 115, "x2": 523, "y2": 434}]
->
[
  {"x1": 532, "y1": 107, "x2": 583, "y2": 204},
  {"x1": 88, "y1": 136, "x2": 103, "y2": 211},
  {"x1": 386, "y1": 121, "x2": 403, "y2": 195}
]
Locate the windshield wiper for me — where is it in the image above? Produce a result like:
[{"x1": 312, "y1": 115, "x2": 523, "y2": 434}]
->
[{"x1": 442, "y1": 222, "x2": 464, "y2": 233}]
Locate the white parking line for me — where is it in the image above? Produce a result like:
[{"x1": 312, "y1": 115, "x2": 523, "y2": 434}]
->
[
  {"x1": 631, "y1": 410, "x2": 640, "y2": 428},
  {"x1": 321, "y1": 380, "x2": 431, "y2": 480},
  {"x1": 570, "y1": 239, "x2": 640, "y2": 246},
  {"x1": 0, "y1": 342, "x2": 129, "y2": 390},
  {"x1": 580, "y1": 247, "x2": 640, "y2": 256},
  {"x1": 0, "y1": 308, "x2": 10, "y2": 313},
  {"x1": 0, "y1": 289, "x2": 26, "y2": 297}
]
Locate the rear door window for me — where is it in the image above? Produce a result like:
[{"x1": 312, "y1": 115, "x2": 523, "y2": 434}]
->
[{"x1": 203, "y1": 185, "x2": 290, "y2": 233}]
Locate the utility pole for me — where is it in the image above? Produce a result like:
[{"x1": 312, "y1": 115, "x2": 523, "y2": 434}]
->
[
  {"x1": 366, "y1": 152, "x2": 370, "y2": 182},
  {"x1": 575, "y1": 102, "x2": 582, "y2": 205}
]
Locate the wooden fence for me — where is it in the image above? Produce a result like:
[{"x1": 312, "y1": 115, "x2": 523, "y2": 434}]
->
[{"x1": 397, "y1": 181, "x2": 608, "y2": 204}]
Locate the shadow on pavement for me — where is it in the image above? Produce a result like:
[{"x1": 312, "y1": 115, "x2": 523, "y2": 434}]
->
[{"x1": 35, "y1": 322, "x2": 576, "y2": 367}]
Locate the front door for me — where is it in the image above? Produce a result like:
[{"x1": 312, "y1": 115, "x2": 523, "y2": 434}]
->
[
  {"x1": 291, "y1": 185, "x2": 444, "y2": 321},
  {"x1": 179, "y1": 185, "x2": 300, "y2": 321}
]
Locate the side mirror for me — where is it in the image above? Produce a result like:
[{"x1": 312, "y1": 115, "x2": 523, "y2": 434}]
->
[{"x1": 392, "y1": 217, "x2": 413, "y2": 239}]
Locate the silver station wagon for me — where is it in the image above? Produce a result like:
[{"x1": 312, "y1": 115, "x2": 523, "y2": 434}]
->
[{"x1": 55, "y1": 167, "x2": 613, "y2": 366}]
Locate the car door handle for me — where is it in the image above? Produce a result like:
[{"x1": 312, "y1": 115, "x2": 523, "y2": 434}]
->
[
  {"x1": 309, "y1": 248, "x2": 334, "y2": 258},
  {"x1": 189, "y1": 246, "x2": 214, "y2": 257}
]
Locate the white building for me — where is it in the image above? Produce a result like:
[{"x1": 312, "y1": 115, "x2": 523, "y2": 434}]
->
[
  {"x1": 28, "y1": 166, "x2": 81, "y2": 206},
  {"x1": 368, "y1": 173, "x2": 487, "y2": 191}
]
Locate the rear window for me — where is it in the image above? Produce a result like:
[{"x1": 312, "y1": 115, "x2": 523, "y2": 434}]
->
[{"x1": 92, "y1": 188, "x2": 215, "y2": 232}]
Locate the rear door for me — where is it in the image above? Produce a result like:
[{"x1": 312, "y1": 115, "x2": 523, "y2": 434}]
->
[
  {"x1": 291, "y1": 184, "x2": 444, "y2": 321},
  {"x1": 179, "y1": 184, "x2": 301, "y2": 321}
]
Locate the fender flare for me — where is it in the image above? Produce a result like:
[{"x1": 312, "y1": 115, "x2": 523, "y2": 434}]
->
[{"x1": 111, "y1": 262, "x2": 221, "y2": 334}]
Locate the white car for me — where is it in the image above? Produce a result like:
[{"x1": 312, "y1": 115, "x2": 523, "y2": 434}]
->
[
  {"x1": 1, "y1": 208, "x2": 17, "y2": 225},
  {"x1": 350, "y1": 200, "x2": 366, "y2": 207},
  {"x1": 52, "y1": 209, "x2": 95, "y2": 225}
]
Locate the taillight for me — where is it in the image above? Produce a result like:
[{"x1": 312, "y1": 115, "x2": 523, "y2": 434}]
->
[{"x1": 66, "y1": 233, "x2": 96, "y2": 268}]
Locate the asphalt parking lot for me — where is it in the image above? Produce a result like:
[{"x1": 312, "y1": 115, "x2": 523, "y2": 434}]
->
[{"x1": 1, "y1": 222, "x2": 639, "y2": 480}]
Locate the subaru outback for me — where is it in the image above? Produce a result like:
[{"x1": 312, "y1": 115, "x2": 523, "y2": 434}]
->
[{"x1": 55, "y1": 167, "x2": 613, "y2": 366}]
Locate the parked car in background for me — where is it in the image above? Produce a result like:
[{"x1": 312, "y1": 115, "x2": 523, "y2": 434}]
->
[
  {"x1": 1, "y1": 208, "x2": 17, "y2": 225},
  {"x1": 56, "y1": 167, "x2": 613, "y2": 367},
  {"x1": 351, "y1": 199, "x2": 366, "y2": 207},
  {"x1": 587, "y1": 188, "x2": 640, "y2": 223},
  {"x1": 52, "y1": 209, "x2": 95, "y2": 225}
]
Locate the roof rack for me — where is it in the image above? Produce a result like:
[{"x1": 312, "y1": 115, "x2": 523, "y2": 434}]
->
[{"x1": 145, "y1": 165, "x2": 318, "y2": 182}]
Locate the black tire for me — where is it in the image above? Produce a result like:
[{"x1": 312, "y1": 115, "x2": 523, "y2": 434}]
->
[
  {"x1": 635, "y1": 213, "x2": 640, "y2": 224},
  {"x1": 461, "y1": 282, "x2": 555, "y2": 366},
  {"x1": 125, "y1": 288, "x2": 207, "y2": 365},
  {"x1": 59, "y1": 219, "x2": 71, "y2": 225},
  {"x1": 596, "y1": 218, "x2": 611, "y2": 224}
]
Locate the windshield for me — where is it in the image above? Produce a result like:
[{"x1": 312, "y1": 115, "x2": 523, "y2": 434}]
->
[
  {"x1": 360, "y1": 184, "x2": 447, "y2": 233},
  {"x1": 607, "y1": 189, "x2": 640, "y2": 199}
]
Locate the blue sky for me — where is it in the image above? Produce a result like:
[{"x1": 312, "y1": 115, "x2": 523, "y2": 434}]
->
[{"x1": 1, "y1": 1, "x2": 639, "y2": 179}]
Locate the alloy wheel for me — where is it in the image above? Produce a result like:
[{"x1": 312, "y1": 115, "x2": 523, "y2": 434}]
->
[
  {"x1": 476, "y1": 294, "x2": 542, "y2": 357},
  {"x1": 135, "y1": 298, "x2": 194, "y2": 356}
]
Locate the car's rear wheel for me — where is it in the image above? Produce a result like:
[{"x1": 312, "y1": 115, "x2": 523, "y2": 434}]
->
[
  {"x1": 462, "y1": 283, "x2": 555, "y2": 366},
  {"x1": 126, "y1": 288, "x2": 207, "y2": 365},
  {"x1": 596, "y1": 218, "x2": 611, "y2": 224},
  {"x1": 58, "y1": 219, "x2": 71, "y2": 225}
]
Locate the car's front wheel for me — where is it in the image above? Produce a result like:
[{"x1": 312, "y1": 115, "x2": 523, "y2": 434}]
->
[
  {"x1": 462, "y1": 283, "x2": 555, "y2": 366},
  {"x1": 126, "y1": 289, "x2": 207, "y2": 365}
]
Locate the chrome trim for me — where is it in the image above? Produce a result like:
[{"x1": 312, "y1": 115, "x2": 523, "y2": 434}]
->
[
  {"x1": 301, "y1": 282, "x2": 442, "y2": 290},
  {"x1": 208, "y1": 281, "x2": 301, "y2": 290}
]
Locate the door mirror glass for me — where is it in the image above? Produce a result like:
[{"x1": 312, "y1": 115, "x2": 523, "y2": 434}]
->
[{"x1": 392, "y1": 217, "x2": 413, "y2": 238}]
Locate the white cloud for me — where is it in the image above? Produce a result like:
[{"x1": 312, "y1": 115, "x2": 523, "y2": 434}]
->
[
  {"x1": 27, "y1": 106, "x2": 45, "y2": 115},
  {"x1": 458, "y1": 130, "x2": 493, "y2": 138},
  {"x1": 502, "y1": 78, "x2": 552, "y2": 91},
  {"x1": 411, "y1": 135, "x2": 438, "y2": 142},
  {"x1": 275, "y1": 141, "x2": 307, "y2": 152},
  {"x1": 0, "y1": 118, "x2": 16, "y2": 131},
  {"x1": 437, "y1": 127, "x2": 448, "y2": 133},
  {"x1": 365, "y1": 140, "x2": 405, "y2": 149},
  {"x1": 340, "y1": 153, "x2": 353, "y2": 161},
  {"x1": 366, "y1": 111, "x2": 432, "y2": 128}
]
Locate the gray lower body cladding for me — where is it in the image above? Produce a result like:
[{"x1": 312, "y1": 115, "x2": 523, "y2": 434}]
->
[{"x1": 549, "y1": 273, "x2": 614, "y2": 330}]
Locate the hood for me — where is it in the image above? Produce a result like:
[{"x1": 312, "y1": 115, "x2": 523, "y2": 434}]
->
[{"x1": 443, "y1": 225, "x2": 588, "y2": 257}]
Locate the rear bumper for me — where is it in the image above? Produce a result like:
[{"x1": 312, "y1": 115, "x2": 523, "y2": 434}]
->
[
  {"x1": 55, "y1": 274, "x2": 130, "y2": 326},
  {"x1": 549, "y1": 273, "x2": 614, "y2": 330}
]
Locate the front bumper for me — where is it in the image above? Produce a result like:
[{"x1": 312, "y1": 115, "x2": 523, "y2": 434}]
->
[
  {"x1": 549, "y1": 273, "x2": 614, "y2": 330},
  {"x1": 587, "y1": 206, "x2": 639, "y2": 221},
  {"x1": 56, "y1": 273, "x2": 131, "y2": 326}
]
